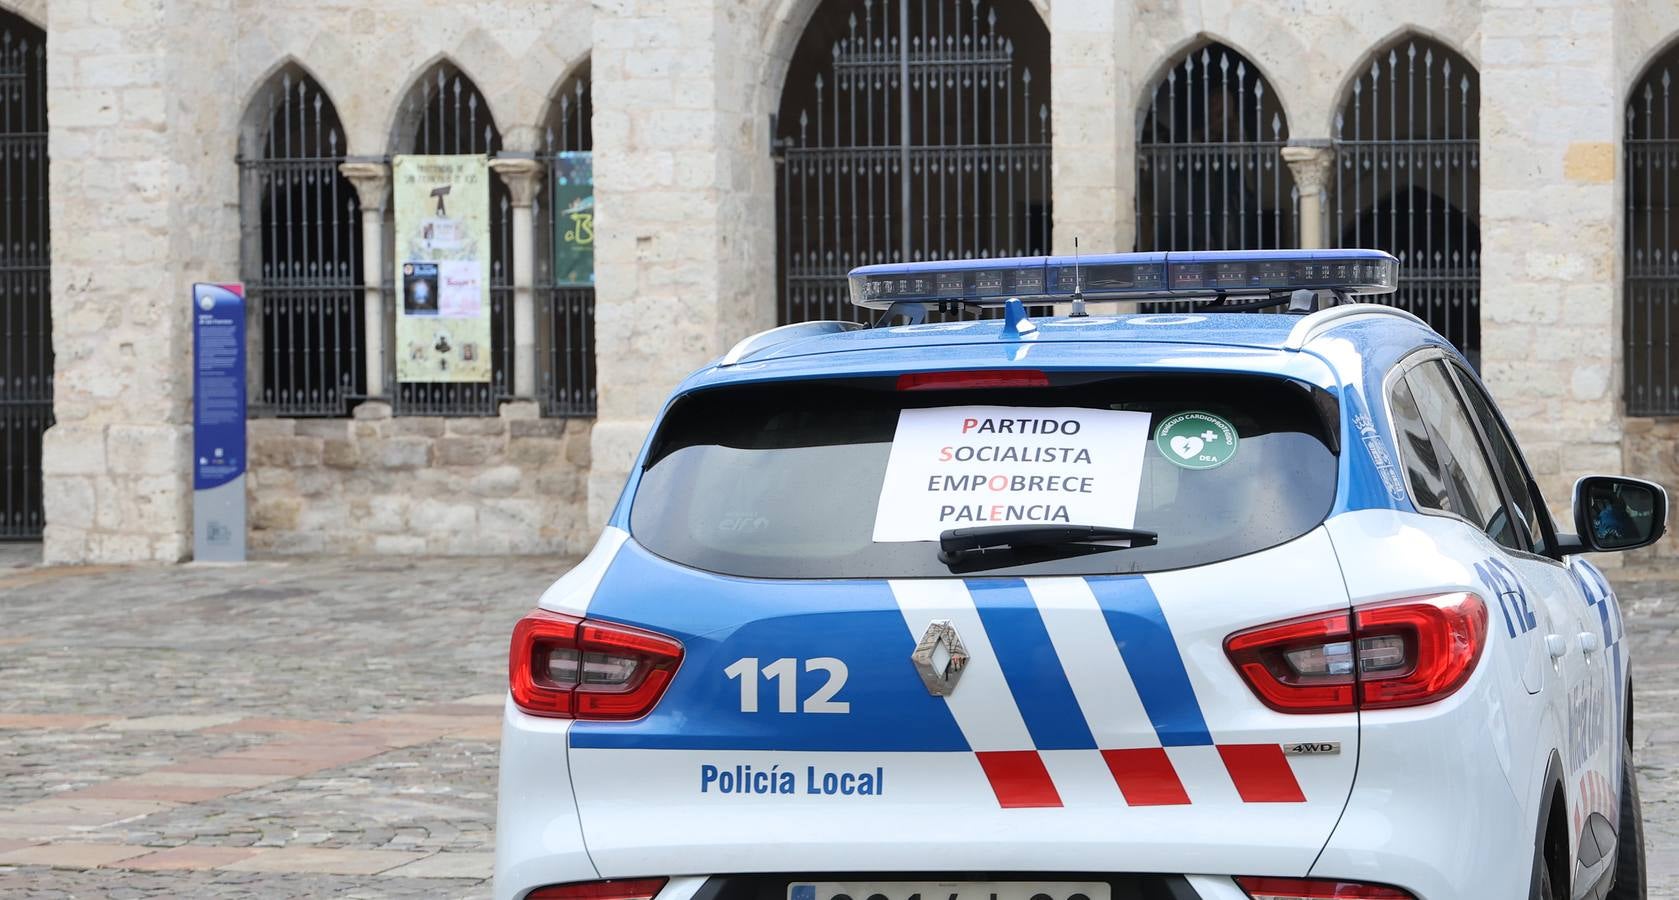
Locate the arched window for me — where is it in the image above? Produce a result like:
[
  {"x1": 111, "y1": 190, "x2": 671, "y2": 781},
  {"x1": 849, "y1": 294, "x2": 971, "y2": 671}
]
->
[
  {"x1": 1136, "y1": 42, "x2": 1293, "y2": 253},
  {"x1": 238, "y1": 65, "x2": 362, "y2": 418},
  {"x1": 774, "y1": 0, "x2": 1052, "y2": 324},
  {"x1": 1626, "y1": 44, "x2": 1679, "y2": 415},
  {"x1": 538, "y1": 63, "x2": 596, "y2": 417},
  {"x1": 389, "y1": 61, "x2": 509, "y2": 416},
  {"x1": 1332, "y1": 36, "x2": 1481, "y2": 364},
  {"x1": 0, "y1": 10, "x2": 48, "y2": 538}
]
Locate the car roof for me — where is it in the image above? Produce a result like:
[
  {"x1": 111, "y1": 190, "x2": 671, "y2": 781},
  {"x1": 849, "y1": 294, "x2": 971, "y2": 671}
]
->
[{"x1": 681, "y1": 306, "x2": 1451, "y2": 393}]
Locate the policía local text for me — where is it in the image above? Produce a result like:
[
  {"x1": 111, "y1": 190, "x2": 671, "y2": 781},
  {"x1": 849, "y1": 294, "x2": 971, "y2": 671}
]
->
[{"x1": 700, "y1": 763, "x2": 885, "y2": 796}]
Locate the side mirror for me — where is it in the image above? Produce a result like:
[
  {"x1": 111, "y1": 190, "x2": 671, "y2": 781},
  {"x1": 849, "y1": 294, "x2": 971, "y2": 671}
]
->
[{"x1": 1571, "y1": 475, "x2": 1668, "y2": 552}]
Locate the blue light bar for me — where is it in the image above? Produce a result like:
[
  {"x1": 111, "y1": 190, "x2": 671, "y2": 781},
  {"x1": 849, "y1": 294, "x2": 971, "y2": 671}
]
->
[{"x1": 847, "y1": 249, "x2": 1399, "y2": 309}]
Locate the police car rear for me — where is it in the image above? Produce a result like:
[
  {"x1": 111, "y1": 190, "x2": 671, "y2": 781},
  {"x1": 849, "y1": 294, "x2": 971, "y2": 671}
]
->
[{"x1": 497, "y1": 251, "x2": 1434, "y2": 900}]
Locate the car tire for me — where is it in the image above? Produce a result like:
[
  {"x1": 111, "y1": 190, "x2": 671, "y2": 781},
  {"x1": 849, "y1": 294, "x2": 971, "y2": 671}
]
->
[{"x1": 1606, "y1": 736, "x2": 1647, "y2": 899}]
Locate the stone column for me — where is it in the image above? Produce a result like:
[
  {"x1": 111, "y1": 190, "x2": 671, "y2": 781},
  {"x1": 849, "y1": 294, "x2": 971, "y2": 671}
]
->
[
  {"x1": 1480, "y1": 0, "x2": 1619, "y2": 523},
  {"x1": 1281, "y1": 146, "x2": 1334, "y2": 250},
  {"x1": 490, "y1": 158, "x2": 544, "y2": 400},
  {"x1": 339, "y1": 162, "x2": 390, "y2": 400},
  {"x1": 587, "y1": 0, "x2": 778, "y2": 530},
  {"x1": 42, "y1": 0, "x2": 238, "y2": 562},
  {"x1": 1049, "y1": 0, "x2": 1128, "y2": 253}
]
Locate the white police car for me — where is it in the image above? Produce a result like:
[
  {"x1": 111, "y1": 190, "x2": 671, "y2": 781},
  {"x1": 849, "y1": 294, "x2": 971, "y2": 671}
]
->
[{"x1": 496, "y1": 249, "x2": 1664, "y2": 900}]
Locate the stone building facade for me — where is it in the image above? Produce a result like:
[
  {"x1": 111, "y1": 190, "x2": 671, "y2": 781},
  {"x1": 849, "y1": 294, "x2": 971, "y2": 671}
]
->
[{"x1": 7, "y1": 0, "x2": 1679, "y2": 563}]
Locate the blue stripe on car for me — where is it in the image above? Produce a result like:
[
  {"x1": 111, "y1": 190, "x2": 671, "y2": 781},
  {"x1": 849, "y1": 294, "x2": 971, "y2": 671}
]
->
[
  {"x1": 968, "y1": 578, "x2": 1097, "y2": 751},
  {"x1": 1085, "y1": 576, "x2": 1214, "y2": 747}
]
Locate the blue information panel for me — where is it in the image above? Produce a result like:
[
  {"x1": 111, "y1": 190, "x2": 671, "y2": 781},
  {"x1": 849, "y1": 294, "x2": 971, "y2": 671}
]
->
[{"x1": 193, "y1": 283, "x2": 247, "y2": 562}]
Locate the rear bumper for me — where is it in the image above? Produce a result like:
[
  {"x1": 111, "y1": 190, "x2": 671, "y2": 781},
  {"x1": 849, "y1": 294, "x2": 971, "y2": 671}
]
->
[
  {"x1": 490, "y1": 695, "x2": 1329, "y2": 900},
  {"x1": 502, "y1": 873, "x2": 1251, "y2": 900}
]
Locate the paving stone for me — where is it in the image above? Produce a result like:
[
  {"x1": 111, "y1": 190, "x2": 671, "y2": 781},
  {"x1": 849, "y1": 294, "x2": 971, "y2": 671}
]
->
[
  {"x1": 122, "y1": 845, "x2": 264, "y2": 871},
  {"x1": 0, "y1": 866, "x2": 492, "y2": 898},
  {"x1": 0, "y1": 716, "x2": 110, "y2": 731},
  {"x1": 381, "y1": 850, "x2": 495, "y2": 879},
  {"x1": 0, "y1": 842, "x2": 150, "y2": 868},
  {"x1": 103, "y1": 715, "x2": 247, "y2": 733},
  {"x1": 126, "y1": 772, "x2": 284, "y2": 790},
  {"x1": 200, "y1": 719, "x2": 353, "y2": 736},
  {"x1": 216, "y1": 846, "x2": 426, "y2": 875},
  {"x1": 61, "y1": 781, "x2": 240, "y2": 804}
]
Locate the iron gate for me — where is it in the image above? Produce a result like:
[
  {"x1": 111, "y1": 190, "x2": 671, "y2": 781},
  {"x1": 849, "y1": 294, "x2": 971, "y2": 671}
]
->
[
  {"x1": 1332, "y1": 38, "x2": 1481, "y2": 365},
  {"x1": 538, "y1": 69, "x2": 597, "y2": 417},
  {"x1": 238, "y1": 68, "x2": 364, "y2": 417},
  {"x1": 1626, "y1": 48, "x2": 1679, "y2": 416},
  {"x1": 775, "y1": 0, "x2": 1052, "y2": 325},
  {"x1": 389, "y1": 63, "x2": 513, "y2": 416},
  {"x1": 0, "y1": 16, "x2": 48, "y2": 540},
  {"x1": 1136, "y1": 43, "x2": 1293, "y2": 254}
]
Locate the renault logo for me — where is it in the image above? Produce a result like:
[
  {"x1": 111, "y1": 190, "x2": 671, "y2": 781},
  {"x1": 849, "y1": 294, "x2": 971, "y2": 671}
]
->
[{"x1": 911, "y1": 619, "x2": 969, "y2": 696}]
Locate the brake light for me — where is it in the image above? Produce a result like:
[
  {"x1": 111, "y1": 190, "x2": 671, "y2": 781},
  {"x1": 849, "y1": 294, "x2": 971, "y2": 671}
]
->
[
  {"x1": 1235, "y1": 877, "x2": 1414, "y2": 899},
  {"x1": 1224, "y1": 592, "x2": 1487, "y2": 713},
  {"x1": 510, "y1": 609, "x2": 683, "y2": 720},
  {"x1": 896, "y1": 369, "x2": 1049, "y2": 390},
  {"x1": 530, "y1": 878, "x2": 669, "y2": 900}
]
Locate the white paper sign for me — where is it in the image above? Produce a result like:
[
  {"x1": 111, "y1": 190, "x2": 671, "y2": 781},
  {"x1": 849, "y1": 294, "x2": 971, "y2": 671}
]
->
[{"x1": 872, "y1": 405, "x2": 1152, "y2": 543}]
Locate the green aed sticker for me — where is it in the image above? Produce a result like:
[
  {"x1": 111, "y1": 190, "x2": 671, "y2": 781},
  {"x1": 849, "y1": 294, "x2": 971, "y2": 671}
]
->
[{"x1": 1155, "y1": 410, "x2": 1238, "y2": 470}]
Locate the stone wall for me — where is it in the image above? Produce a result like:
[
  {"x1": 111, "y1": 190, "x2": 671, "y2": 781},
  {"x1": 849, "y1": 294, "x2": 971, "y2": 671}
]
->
[
  {"x1": 41, "y1": 0, "x2": 239, "y2": 564},
  {"x1": 36, "y1": 0, "x2": 598, "y2": 562},
  {"x1": 246, "y1": 403, "x2": 592, "y2": 557},
  {"x1": 31, "y1": 0, "x2": 1679, "y2": 563}
]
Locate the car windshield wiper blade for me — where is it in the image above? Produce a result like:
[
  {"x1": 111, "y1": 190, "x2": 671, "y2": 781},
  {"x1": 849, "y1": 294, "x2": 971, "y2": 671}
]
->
[{"x1": 937, "y1": 523, "x2": 1158, "y2": 566}]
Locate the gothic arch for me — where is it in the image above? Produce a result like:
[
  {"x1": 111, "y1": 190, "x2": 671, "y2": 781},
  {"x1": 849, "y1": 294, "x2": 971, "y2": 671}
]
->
[
  {"x1": 1331, "y1": 32, "x2": 1481, "y2": 363},
  {"x1": 772, "y1": 0, "x2": 1052, "y2": 324},
  {"x1": 387, "y1": 57, "x2": 503, "y2": 157},
  {"x1": 236, "y1": 62, "x2": 365, "y2": 416},
  {"x1": 1624, "y1": 38, "x2": 1679, "y2": 414},
  {"x1": 1134, "y1": 39, "x2": 1294, "y2": 252}
]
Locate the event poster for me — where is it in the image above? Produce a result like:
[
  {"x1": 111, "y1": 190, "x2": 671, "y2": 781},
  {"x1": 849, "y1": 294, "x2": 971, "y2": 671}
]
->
[
  {"x1": 394, "y1": 154, "x2": 492, "y2": 383},
  {"x1": 871, "y1": 406, "x2": 1152, "y2": 543},
  {"x1": 550, "y1": 152, "x2": 594, "y2": 286}
]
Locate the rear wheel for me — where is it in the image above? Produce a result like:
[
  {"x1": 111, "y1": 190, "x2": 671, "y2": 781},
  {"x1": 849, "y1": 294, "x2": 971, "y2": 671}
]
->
[{"x1": 1607, "y1": 737, "x2": 1647, "y2": 899}]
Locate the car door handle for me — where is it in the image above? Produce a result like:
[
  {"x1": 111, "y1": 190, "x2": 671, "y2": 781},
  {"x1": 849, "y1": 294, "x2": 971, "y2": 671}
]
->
[
  {"x1": 1578, "y1": 632, "x2": 1602, "y2": 655},
  {"x1": 1546, "y1": 634, "x2": 1569, "y2": 659}
]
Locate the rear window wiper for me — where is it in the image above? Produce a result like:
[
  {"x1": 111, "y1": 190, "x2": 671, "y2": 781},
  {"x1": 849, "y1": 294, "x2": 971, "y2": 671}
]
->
[{"x1": 937, "y1": 524, "x2": 1159, "y2": 567}]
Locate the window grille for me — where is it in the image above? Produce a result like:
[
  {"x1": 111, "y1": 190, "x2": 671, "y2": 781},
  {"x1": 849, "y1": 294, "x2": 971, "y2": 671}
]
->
[
  {"x1": 1136, "y1": 43, "x2": 1294, "y2": 254},
  {"x1": 239, "y1": 67, "x2": 363, "y2": 417},
  {"x1": 538, "y1": 66, "x2": 597, "y2": 418},
  {"x1": 1332, "y1": 38, "x2": 1481, "y2": 366},
  {"x1": 1626, "y1": 46, "x2": 1679, "y2": 415},
  {"x1": 774, "y1": 0, "x2": 1052, "y2": 326},
  {"x1": 0, "y1": 14, "x2": 49, "y2": 539},
  {"x1": 389, "y1": 62, "x2": 512, "y2": 416}
]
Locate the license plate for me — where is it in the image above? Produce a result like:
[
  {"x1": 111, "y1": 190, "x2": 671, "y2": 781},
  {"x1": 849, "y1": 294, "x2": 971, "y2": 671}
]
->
[{"x1": 789, "y1": 883, "x2": 1110, "y2": 900}]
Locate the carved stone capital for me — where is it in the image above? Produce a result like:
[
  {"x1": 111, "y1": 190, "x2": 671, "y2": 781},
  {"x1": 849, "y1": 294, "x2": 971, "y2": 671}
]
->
[
  {"x1": 490, "y1": 158, "x2": 545, "y2": 208},
  {"x1": 338, "y1": 162, "x2": 391, "y2": 212},
  {"x1": 1280, "y1": 146, "x2": 1335, "y2": 194}
]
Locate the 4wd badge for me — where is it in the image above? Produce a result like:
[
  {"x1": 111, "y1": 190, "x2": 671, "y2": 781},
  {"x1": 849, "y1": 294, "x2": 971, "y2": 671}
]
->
[{"x1": 911, "y1": 620, "x2": 969, "y2": 697}]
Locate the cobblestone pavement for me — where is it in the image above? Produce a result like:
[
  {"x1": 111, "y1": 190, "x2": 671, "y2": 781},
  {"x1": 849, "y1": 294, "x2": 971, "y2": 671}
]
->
[
  {"x1": 0, "y1": 554, "x2": 564, "y2": 898},
  {"x1": 0, "y1": 553, "x2": 1677, "y2": 898}
]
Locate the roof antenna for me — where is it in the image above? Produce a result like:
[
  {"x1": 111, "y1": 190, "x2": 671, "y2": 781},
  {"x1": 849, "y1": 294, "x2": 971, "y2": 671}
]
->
[{"x1": 1069, "y1": 237, "x2": 1088, "y2": 318}]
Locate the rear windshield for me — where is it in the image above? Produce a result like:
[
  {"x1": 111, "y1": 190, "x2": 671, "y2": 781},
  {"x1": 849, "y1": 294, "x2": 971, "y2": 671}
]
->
[{"x1": 630, "y1": 373, "x2": 1339, "y2": 578}]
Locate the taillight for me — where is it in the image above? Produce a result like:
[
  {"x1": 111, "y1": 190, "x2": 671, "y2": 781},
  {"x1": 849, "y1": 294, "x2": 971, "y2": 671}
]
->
[
  {"x1": 530, "y1": 878, "x2": 669, "y2": 900},
  {"x1": 1235, "y1": 877, "x2": 1414, "y2": 899},
  {"x1": 896, "y1": 369, "x2": 1049, "y2": 390},
  {"x1": 1224, "y1": 592, "x2": 1488, "y2": 713},
  {"x1": 510, "y1": 609, "x2": 683, "y2": 720}
]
